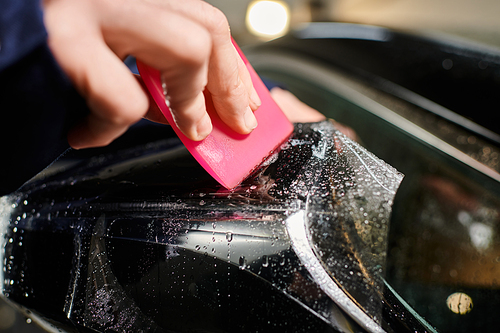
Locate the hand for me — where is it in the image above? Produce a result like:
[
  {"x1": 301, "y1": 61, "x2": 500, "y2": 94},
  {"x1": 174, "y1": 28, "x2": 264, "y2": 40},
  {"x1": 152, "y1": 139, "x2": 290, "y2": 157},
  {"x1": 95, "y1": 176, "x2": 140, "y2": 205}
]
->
[
  {"x1": 271, "y1": 87, "x2": 359, "y2": 141},
  {"x1": 43, "y1": 0, "x2": 261, "y2": 149},
  {"x1": 270, "y1": 87, "x2": 326, "y2": 123}
]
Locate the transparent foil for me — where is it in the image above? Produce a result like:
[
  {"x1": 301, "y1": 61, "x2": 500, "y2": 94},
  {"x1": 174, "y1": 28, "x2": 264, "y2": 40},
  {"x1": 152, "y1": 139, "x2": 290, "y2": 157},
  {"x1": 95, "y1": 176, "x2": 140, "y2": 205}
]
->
[
  {"x1": 286, "y1": 121, "x2": 404, "y2": 325},
  {"x1": 1, "y1": 120, "x2": 404, "y2": 332}
]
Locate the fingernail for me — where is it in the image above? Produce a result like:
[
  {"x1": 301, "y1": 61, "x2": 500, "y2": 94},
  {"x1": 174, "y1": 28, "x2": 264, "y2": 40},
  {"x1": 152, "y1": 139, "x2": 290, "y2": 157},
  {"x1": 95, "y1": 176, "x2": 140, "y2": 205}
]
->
[
  {"x1": 250, "y1": 87, "x2": 261, "y2": 108},
  {"x1": 244, "y1": 106, "x2": 258, "y2": 131},
  {"x1": 195, "y1": 113, "x2": 213, "y2": 140}
]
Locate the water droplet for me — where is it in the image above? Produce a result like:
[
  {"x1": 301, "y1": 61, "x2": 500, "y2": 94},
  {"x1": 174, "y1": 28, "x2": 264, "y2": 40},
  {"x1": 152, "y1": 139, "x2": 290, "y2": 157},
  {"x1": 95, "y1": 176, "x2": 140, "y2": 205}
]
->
[
  {"x1": 280, "y1": 256, "x2": 286, "y2": 266},
  {"x1": 239, "y1": 256, "x2": 247, "y2": 270},
  {"x1": 262, "y1": 255, "x2": 269, "y2": 267},
  {"x1": 195, "y1": 245, "x2": 201, "y2": 251},
  {"x1": 225, "y1": 232, "x2": 233, "y2": 242}
]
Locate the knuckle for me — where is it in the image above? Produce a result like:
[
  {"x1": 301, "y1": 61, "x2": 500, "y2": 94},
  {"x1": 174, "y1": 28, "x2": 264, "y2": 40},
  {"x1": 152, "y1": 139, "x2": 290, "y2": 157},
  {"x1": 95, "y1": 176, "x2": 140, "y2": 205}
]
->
[
  {"x1": 95, "y1": 92, "x2": 148, "y2": 127},
  {"x1": 205, "y1": 6, "x2": 230, "y2": 36},
  {"x1": 177, "y1": 29, "x2": 211, "y2": 68},
  {"x1": 116, "y1": 97, "x2": 148, "y2": 125},
  {"x1": 212, "y1": 78, "x2": 246, "y2": 103}
]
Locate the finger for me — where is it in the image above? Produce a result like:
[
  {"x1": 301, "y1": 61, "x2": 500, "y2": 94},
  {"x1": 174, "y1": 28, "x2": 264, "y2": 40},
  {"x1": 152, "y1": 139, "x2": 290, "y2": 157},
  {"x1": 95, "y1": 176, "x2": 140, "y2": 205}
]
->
[
  {"x1": 270, "y1": 87, "x2": 326, "y2": 123},
  {"x1": 103, "y1": 2, "x2": 214, "y2": 140},
  {"x1": 330, "y1": 120, "x2": 360, "y2": 142},
  {"x1": 141, "y1": 0, "x2": 260, "y2": 134},
  {"x1": 134, "y1": 74, "x2": 169, "y2": 125},
  {"x1": 66, "y1": 45, "x2": 149, "y2": 148},
  {"x1": 234, "y1": 46, "x2": 261, "y2": 111},
  {"x1": 206, "y1": 33, "x2": 259, "y2": 134},
  {"x1": 44, "y1": 0, "x2": 149, "y2": 149}
]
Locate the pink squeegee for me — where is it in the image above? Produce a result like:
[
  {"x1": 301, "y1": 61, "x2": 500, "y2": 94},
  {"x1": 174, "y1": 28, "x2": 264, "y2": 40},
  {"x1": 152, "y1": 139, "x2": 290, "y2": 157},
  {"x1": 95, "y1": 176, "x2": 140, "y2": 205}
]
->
[{"x1": 137, "y1": 40, "x2": 293, "y2": 189}]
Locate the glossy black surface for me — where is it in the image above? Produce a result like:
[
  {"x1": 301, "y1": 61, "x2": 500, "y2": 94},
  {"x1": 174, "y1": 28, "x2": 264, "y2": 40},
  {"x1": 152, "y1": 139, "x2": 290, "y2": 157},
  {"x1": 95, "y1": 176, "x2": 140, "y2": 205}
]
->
[
  {"x1": 258, "y1": 24, "x2": 500, "y2": 139},
  {"x1": 248, "y1": 23, "x2": 500, "y2": 333},
  {"x1": 0, "y1": 121, "x2": 426, "y2": 333}
]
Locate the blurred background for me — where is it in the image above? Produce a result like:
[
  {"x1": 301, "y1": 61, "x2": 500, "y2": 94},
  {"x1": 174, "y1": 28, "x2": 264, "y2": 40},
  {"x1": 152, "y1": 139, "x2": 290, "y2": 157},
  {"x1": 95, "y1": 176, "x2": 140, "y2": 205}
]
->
[
  {"x1": 217, "y1": 0, "x2": 500, "y2": 46},
  {"x1": 2, "y1": 0, "x2": 500, "y2": 332}
]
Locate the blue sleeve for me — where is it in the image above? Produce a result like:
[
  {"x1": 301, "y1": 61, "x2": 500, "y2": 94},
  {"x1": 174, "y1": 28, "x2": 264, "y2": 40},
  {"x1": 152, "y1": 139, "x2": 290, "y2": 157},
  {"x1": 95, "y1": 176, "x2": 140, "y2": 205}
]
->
[
  {"x1": 0, "y1": 0, "x2": 89, "y2": 196},
  {"x1": 0, "y1": 0, "x2": 47, "y2": 70}
]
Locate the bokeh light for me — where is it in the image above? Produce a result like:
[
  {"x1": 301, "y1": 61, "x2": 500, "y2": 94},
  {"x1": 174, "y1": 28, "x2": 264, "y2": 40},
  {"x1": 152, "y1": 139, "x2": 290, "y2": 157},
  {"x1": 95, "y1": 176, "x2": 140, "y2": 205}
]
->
[
  {"x1": 246, "y1": 1, "x2": 290, "y2": 39},
  {"x1": 447, "y1": 292, "x2": 473, "y2": 315}
]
